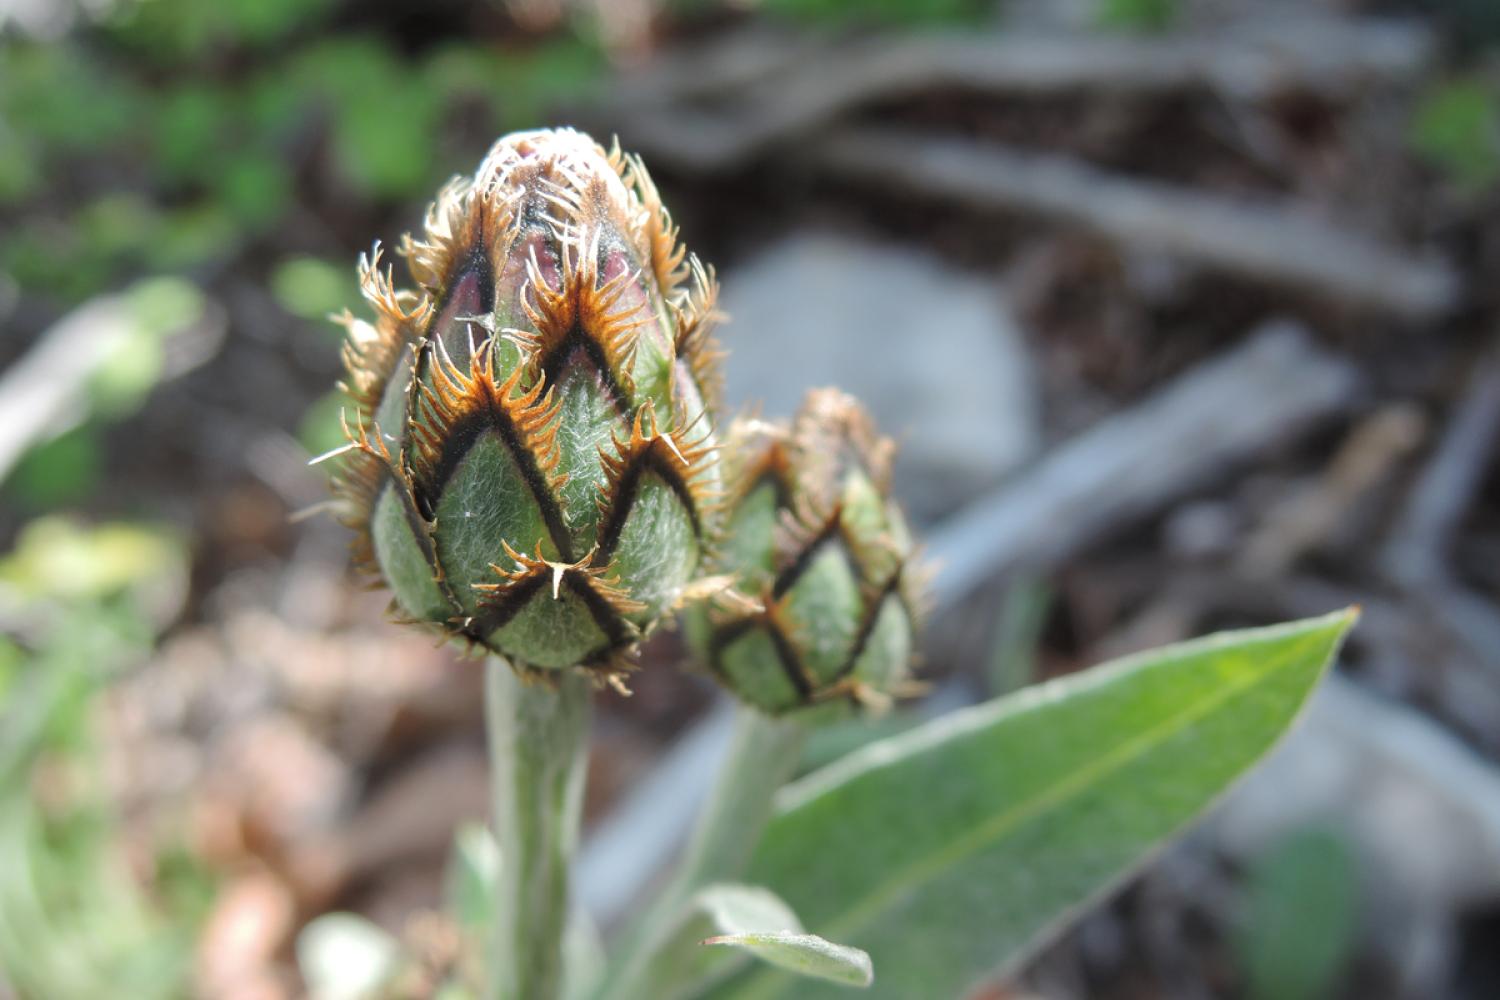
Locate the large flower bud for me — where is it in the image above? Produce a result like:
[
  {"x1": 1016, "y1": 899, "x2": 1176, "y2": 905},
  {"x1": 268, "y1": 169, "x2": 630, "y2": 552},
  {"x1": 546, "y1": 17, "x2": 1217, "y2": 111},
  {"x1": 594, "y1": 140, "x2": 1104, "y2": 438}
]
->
[
  {"x1": 331, "y1": 129, "x2": 724, "y2": 679},
  {"x1": 687, "y1": 389, "x2": 923, "y2": 714}
]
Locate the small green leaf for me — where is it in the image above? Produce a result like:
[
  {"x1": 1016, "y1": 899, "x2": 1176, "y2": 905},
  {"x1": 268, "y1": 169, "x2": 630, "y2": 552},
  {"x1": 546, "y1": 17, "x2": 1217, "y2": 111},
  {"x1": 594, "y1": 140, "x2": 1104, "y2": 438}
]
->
[
  {"x1": 695, "y1": 885, "x2": 873, "y2": 990},
  {"x1": 1096, "y1": 0, "x2": 1177, "y2": 33},
  {"x1": 722, "y1": 611, "x2": 1356, "y2": 1000},
  {"x1": 6, "y1": 426, "x2": 102, "y2": 511},
  {"x1": 152, "y1": 85, "x2": 231, "y2": 185},
  {"x1": 298, "y1": 390, "x2": 352, "y2": 462},
  {"x1": 697, "y1": 885, "x2": 801, "y2": 937},
  {"x1": 148, "y1": 204, "x2": 241, "y2": 270},
  {"x1": 0, "y1": 518, "x2": 185, "y2": 604},
  {"x1": 1238, "y1": 826, "x2": 1360, "y2": 1000},
  {"x1": 758, "y1": 0, "x2": 988, "y2": 28},
  {"x1": 214, "y1": 154, "x2": 292, "y2": 229},
  {"x1": 271, "y1": 256, "x2": 355, "y2": 323},
  {"x1": 331, "y1": 84, "x2": 439, "y2": 199},
  {"x1": 0, "y1": 134, "x2": 40, "y2": 204},
  {"x1": 1411, "y1": 79, "x2": 1500, "y2": 192},
  {"x1": 703, "y1": 933, "x2": 872, "y2": 990}
]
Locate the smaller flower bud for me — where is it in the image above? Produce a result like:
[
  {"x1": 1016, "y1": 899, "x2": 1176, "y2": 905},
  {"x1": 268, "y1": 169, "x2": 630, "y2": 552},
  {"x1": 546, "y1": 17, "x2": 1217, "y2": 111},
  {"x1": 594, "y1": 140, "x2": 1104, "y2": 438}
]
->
[{"x1": 686, "y1": 389, "x2": 924, "y2": 715}]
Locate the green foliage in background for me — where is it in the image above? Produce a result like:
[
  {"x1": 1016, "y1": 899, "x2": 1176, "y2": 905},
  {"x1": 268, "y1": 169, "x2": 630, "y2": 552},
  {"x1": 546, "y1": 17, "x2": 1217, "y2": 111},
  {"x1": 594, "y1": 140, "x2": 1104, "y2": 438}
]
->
[
  {"x1": 7, "y1": 428, "x2": 104, "y2": 512},
  {"x1": 107, "y1": 0, "x2": 341, "y2": 61},
  {"x1": 1096, "y1": 0, "x2": 1178, "y2": 33},
  {"x1": 3, "y1": 277, "x2": 207, "y2": 513},
  {"x1": 271, "y1": 256, "x2": 358, "y2": 323},
  {"x1": 755, "y1": 0, "x2": 988, "y2": 27},
  {"x1": 1238, "y1": 826, "x2": 1361, "y2": 1000},
  {"x1": 0, "y1": 4, "x2": 606, "y2": 304},
  {"x1": 1410, "y1": 77, "x2": 1500, "y2": 193},
  {"x1": 0, "y1": 518, "x2": 210, "y2": 1000}
]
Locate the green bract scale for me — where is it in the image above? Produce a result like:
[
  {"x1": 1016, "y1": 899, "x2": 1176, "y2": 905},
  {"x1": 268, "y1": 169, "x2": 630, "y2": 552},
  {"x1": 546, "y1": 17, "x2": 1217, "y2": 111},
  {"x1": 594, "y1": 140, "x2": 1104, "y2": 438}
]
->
[
  {"x1": 687, "y1": 389, "x2": 924, "y2": 715},
  {"x1": 331, "y1": 128, "x2": 725, "y2": 680}
]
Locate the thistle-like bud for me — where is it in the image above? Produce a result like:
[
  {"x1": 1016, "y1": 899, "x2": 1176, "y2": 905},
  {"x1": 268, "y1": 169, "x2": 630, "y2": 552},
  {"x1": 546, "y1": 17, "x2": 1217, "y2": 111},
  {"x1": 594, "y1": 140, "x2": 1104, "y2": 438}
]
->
[
  {"x1": 331, "y1": 129, "x2": 724, "y2": 679},
  {"x1": 687, "y1": 389, "x2": 923, "y2": 715}
]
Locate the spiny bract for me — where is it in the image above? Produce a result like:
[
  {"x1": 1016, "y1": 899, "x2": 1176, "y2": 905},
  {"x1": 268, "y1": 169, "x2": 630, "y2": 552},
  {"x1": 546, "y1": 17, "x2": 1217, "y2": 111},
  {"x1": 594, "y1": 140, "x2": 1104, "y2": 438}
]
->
[
  {"x1": 686, "y1": 389, "x2": 924, "y2": 715},
  {"x1": 332, "y1": 128, "x2": 725, "y2": 679}
]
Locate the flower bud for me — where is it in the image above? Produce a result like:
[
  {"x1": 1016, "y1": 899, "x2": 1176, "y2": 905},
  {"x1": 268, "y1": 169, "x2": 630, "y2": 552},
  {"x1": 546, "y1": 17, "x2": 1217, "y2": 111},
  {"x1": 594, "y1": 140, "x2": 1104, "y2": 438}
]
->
[
  {"x1": 331, "y1": 129, "x2": 724, "y2": 679},
  {"x1": 687, "y1": 389, "x2": 923, "y2": 714}
]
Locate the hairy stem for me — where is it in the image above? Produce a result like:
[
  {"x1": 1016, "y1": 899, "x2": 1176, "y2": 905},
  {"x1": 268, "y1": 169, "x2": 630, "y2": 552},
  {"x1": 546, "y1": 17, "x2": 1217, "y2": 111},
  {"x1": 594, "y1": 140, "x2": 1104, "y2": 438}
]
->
[
  {"x1": 672, "y1": 707, "x2": 807, "y2": 895},
  {"x1": 602, "y1": 705, "x2": 806, "y2": 1000},
  {"x1": 486, "y1": 660, "x2": 591, "y2": 1000}
]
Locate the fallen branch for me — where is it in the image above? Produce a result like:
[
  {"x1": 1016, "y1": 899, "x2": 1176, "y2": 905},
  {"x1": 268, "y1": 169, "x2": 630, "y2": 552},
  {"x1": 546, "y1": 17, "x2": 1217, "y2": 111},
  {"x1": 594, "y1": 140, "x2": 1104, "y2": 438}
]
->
[
  {"x1": 1238, "y1": 403, "x2": 1426, "y2": 578},
  {"x1": 808, "y1": 128, "x2": 1460, "y2": 318},
  {"x1": 1383, "y1": 340, "x2": 1500, "y2": 583},
  {"x1": 928, "y1": 322, "x2": 1361, "y2": 606},
  {"x1": 1380, "y1": 338, "x2": 1500, "y2": 676},
  {"x1": 607, "y1": 17, "x2": 1433, "y2": 171},
  {"x1": 0, "y1": 287, "x2": 224, "y2": 480}
]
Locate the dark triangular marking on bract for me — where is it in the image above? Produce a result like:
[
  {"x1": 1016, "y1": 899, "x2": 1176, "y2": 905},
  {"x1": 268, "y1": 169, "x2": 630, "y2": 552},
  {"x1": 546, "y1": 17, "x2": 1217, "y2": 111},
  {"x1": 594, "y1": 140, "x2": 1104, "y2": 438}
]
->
[
  {"x1": 832, "y1": 569, "x2": 905, "y2": 682},
  {"x1": 511, "y1": 228, "x2": 646, "y2": 411},
  {"x1": 408, "y1": 341, "x2": 577, "y2": 563},
  {"x1": 565, "y1": 571, "x2": 640, "y2": 654},
  {"x1": 769, "y1": 506, "x2": 845, "y2": 601},
  {"x1": 764, "y1": 611, "x2": 816, "y2": 701},
  {"x1": 472, "y1": 567, "x2": 549, "y2": 636},
  {"x1": 537, "y1": 331, "x2": 633, "y2": 416},
  {"x1": 471, "y1": 543, "x2": 645, "y2": 665},
  {"x1": 707, "y1": 608, "x2": 817, "y2": 704},
  {"x1": 595, "y1": 405, "x2": 717, "y2": 562}
]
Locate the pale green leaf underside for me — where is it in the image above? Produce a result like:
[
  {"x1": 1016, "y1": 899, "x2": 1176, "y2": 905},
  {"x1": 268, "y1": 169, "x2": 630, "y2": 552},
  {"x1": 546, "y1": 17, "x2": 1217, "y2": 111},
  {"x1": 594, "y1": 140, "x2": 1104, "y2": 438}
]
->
[
  {"x1": 697, "y1": 884, "x2": 804, "y2": 936},
  {"x1": 709, "y1": 610, "x2": 1356, "y2": 1000},
  {"x1": 695, "y1": 884, "x2": 872, "y2": 990},
  {"x1": 702, "y1": 933, "x2": 873, "y2": 989}
]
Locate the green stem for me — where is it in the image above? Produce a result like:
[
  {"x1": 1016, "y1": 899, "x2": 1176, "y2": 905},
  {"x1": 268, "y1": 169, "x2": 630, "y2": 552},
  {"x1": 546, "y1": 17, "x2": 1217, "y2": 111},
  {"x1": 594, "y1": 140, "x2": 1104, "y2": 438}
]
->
[
  {"x1": 486, "y1": 660, "x2": 591, "y2": 1000},
  {"x1": 602, "y1": 705, "x2": 807, "y2": 1000},
  {"x1": 670, "y1": 708, "x2": 807, "y2": 896}
]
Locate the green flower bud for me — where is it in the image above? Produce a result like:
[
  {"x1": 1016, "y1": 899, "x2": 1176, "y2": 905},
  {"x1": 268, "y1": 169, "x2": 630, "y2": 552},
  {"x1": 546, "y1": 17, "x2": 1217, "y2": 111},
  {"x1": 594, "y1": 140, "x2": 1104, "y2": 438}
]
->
[
  {"x1": 330, "y1": 129, "x2": 725, "y2": 680},
  {"x1": 687, "y1": 389, "x2": 924, "y2": 715}
]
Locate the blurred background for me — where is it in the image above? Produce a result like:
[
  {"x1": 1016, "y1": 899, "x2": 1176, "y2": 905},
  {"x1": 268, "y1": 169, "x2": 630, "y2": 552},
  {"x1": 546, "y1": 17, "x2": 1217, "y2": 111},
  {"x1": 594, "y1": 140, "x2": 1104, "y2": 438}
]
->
[{"x1": 1, "y1": 0, "x2": 1499, "y2": 997}]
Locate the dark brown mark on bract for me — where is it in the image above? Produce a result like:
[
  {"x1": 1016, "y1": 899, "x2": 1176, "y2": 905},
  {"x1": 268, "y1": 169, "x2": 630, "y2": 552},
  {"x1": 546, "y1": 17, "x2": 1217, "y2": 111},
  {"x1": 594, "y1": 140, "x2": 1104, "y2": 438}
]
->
[
  {"x1": 412, "y1": 253, "x2": 578, "y2": 562},
  {"x1": 770, "y1": 512, "x2": 845, "y2": 601},
  {"x1": 833, "y1": 571, "x2": 904, "y2": 681},
  {"x1": 416, "y1": 412, "x2": 577, "y2": 564},
  {"x1": 471, "y1": 569, "x2": 634, "y2": 661},
  {"x1": 595, "y1": 445, "x2": 704, "y2": 561},
  {"x1": 538, "y1": 334, "x2": 632, "y2": 416},
  {"x1": 709, "y1": 615, "x2": 816, "y2": 704}
]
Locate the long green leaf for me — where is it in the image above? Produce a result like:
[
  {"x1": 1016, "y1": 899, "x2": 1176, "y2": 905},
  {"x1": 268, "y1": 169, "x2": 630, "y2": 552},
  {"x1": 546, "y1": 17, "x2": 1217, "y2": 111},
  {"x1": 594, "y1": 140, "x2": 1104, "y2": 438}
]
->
[{"x1": 715, "y1": 611, "x2": 1356, "y2": 1000}]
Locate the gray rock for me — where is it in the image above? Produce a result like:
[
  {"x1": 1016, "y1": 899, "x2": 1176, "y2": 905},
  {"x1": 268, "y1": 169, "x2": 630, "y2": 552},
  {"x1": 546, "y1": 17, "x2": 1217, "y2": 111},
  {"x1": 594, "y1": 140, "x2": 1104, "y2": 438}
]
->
[{"x1": 719, "y1": 230, "x2": 1039, "y2": 520}]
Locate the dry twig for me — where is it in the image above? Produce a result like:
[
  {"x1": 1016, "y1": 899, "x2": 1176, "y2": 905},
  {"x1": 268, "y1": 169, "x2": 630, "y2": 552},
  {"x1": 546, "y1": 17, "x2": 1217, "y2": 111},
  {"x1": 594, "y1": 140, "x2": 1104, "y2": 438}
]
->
[
  {"x1": 607, "y1": 18, "x2": 1433, "y2": 170},
  {"x1": 808, "y1": 128, "x2": 1459, "y2": 318}
]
